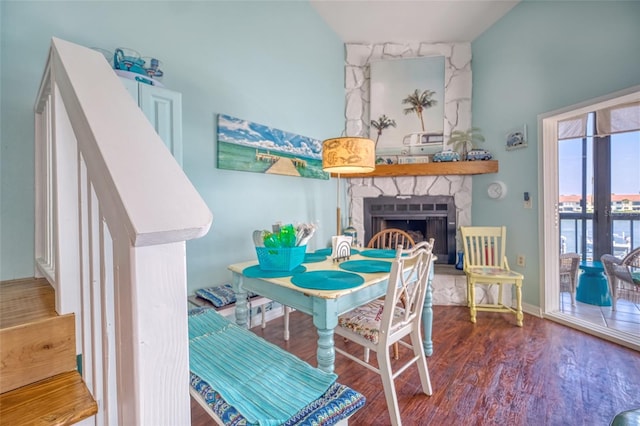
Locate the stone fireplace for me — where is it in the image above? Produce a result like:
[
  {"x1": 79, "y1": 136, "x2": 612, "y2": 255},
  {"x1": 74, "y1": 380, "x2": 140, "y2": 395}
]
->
[{"x1": 341, "y1": 42, "x2": 481, "y2": 305}]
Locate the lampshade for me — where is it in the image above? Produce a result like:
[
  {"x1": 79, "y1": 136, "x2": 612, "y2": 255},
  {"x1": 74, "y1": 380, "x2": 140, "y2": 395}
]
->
[{"x1": 322, "y1": 137, "x2": 376, "y2": 174}]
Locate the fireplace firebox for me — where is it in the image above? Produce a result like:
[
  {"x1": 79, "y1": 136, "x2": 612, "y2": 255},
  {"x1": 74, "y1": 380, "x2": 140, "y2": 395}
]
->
[{"x1": 363, "y1": 195, "x2": 456, "y2": 264}]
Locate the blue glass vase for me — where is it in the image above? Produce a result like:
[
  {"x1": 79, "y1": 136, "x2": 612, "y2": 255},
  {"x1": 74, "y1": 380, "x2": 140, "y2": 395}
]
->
[{"x1": 455, "y1": 251, "x2": 464, "y2": 270}]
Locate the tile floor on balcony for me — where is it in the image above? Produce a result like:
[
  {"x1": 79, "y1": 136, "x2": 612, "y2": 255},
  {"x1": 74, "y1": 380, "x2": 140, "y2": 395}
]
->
[{"x1": 560, "y1": 292, "x2": 640, "y2": 335}]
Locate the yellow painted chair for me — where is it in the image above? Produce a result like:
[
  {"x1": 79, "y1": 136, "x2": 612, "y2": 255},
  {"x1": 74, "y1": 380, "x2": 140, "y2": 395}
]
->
[{"x1": 460, "y1": 226, "x2": 524, "y2": 326}]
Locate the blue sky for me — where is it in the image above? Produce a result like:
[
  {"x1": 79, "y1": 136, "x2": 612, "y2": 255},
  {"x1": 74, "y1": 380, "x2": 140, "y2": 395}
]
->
[{"x1": 559, "y1": 131, "x2": 640, "y2": 196}]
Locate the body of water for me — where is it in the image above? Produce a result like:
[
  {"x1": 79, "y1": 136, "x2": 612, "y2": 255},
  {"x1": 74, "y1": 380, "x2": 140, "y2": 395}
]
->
[{"x1": 561, "y1": 220, "x2": 639, "y2": 259}]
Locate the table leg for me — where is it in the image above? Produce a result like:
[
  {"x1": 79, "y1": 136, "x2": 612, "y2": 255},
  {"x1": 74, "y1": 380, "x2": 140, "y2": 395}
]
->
[
  {"x1": 313, "y1": 299, "x2": 338, "y2": 373},
  {"x1": 316, "y1": 328, "x2": 335, "y2": 374},
  {"x1": 231, "y1": 273, "x2": 249, "y2": 329}
]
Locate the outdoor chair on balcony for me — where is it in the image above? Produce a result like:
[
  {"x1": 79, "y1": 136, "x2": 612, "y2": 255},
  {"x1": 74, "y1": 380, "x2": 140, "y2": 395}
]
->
[
  {"x1": 601, "y1": 247, "x2": 640, "y2": 311},
  {"x1": 559, "y1": 253, "x2": 581, "y2": 306}
]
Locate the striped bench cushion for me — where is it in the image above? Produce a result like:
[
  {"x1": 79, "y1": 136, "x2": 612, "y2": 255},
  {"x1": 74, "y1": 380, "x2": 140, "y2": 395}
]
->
[
  {"x1": 188, "y1": 307, "x2": 365, "y2": 425},
  {"x1": 190, "y1": 373, "x2": 365, "y2": 426}
]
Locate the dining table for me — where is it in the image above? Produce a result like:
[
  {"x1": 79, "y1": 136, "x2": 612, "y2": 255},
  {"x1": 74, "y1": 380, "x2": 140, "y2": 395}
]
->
[{"x1": 228, "y1": 248, "x2": 435, "y2": 374}]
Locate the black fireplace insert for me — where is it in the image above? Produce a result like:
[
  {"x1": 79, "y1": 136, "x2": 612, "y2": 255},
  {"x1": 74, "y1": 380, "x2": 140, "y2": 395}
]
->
[{"x1": 363, "y1": 195, "x2": 456, "y2": 264}]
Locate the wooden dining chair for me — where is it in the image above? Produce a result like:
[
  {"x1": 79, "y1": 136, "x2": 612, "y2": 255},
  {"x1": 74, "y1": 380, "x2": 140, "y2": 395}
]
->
[
  {"x1": 365, "y1": 228, "x2": 416, "y2": 360},
  {"x1": 367, "y1": 228, "x2": 416, "y2": 250},
  {"x1": 334, "y1": 239, "x2": 435, "y2": 426},
  {"x1": 460, "y1": 226, "x2": 524, "y2": 326}
]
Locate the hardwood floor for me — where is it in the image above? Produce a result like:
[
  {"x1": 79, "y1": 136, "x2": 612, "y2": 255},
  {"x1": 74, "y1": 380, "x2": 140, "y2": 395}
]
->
[{"x1": 190, "y1": 306, "x2": 640, "y2": 426}]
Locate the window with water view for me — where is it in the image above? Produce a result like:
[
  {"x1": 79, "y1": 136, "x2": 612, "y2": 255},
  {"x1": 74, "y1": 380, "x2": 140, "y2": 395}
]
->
[{"x1": 559, "y1": 108, "x2": 640, "y2": 261}]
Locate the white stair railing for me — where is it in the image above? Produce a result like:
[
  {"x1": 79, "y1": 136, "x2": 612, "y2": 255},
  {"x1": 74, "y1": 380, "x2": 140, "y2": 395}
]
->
[{"x1": 34, "y1": 37, "x2": 212, "y2": 425}]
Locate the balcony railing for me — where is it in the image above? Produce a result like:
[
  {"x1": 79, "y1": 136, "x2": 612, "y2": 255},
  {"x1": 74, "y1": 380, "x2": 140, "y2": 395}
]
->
[{"x1": 560, "y1": 214, "x2": 639, "y2": 260}]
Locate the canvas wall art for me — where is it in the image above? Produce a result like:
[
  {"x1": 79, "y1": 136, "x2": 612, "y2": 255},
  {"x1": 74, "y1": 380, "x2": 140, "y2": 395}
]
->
[
  {"x1": 216, "y1": 114, "x2": 329, "y2": 180},
  {"x1": 370, "y1": 56, "x2": 445, "y2": 162}
]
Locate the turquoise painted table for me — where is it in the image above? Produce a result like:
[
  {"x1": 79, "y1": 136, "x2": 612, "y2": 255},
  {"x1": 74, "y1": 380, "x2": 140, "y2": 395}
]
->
[
  {"x1": 228, "y1": 253, "x2": 435, "y2": 374},
  {"x1": 576, "y1": 260, "x2": 612, "y2": 306}
]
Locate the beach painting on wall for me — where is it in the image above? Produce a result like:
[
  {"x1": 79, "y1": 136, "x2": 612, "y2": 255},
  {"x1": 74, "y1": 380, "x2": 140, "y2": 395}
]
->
[{"x1": 216, "y1": 114, "x2": 329, "y2": 180}]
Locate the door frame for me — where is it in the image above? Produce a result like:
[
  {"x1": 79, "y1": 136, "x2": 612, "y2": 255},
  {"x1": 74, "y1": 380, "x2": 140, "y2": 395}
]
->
[{"x1": 538, "y1": 85, "x2": 640, "y2": 351}]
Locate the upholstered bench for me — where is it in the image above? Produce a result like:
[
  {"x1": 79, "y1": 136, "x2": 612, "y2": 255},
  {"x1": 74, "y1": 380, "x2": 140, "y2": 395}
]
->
[
  {"x1": 188, "y1": 307, "x2": 365, "y2": 425},
  {"x1": 189, "y1": 284, "x2": 291, "y2": 339}
]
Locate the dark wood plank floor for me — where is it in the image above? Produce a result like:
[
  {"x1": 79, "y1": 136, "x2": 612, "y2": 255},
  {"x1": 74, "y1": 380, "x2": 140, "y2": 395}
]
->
[{"x1": 191, "y1": 306, "x2": 640, "y2": 426}]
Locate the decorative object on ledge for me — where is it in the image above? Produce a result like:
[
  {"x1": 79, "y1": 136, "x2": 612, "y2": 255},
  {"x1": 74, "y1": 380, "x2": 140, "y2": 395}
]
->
[
  {"x1": 466, "y1": 149, "x2": 493, "y2": 161},
  {"x1": 448, "y1": 127, "x2": 485, "y2": 160},
  {"x1": 333, "y1": 160, "x2": 498, "y2": 178},
  {"x1": 217, "y1": 114, "x2": 329, "y2": 180},
  {"x1": 331, "y1": 235, "x2": 353, "y2": 262},
  {"x1": 433, "y1": 150, "x2": 461, "y2": 162},
  {"x1": 322, "y1": 137, "x2": 375, "y2": 233},
  {"x1": 506, "y1": 124, "x2": 528, "y2": 151}
]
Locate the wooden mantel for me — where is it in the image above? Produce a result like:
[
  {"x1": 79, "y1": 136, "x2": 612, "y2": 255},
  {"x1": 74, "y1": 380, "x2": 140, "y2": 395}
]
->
[{"x1": 334, "y1": 160, "x2": 498, "y2": 178}]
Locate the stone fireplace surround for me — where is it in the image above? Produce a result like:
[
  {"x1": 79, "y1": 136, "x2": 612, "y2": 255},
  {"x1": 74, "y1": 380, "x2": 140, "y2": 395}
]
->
[{"x1": 342, "y1": 42, "x2": 509, "y2": 306}]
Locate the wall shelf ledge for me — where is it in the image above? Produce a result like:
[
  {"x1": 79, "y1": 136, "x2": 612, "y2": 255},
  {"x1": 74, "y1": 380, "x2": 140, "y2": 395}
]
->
[{"x1": 334, "y1": 160, "x2": 498, "y2": 178}]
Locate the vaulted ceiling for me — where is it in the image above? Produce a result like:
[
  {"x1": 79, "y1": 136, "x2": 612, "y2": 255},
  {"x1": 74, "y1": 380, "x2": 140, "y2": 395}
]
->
[{"x1": 310, "y1": 0, "x2": 520, "y2": 44}]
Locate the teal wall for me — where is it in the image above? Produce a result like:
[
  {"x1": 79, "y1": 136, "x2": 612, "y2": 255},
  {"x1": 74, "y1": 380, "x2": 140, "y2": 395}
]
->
[
  {"x1": 0, "y1": 1, "x2": 344, "y2": 292},
  {"x1": 472, "y1": 0, "x2": 640, "y2": 306}
]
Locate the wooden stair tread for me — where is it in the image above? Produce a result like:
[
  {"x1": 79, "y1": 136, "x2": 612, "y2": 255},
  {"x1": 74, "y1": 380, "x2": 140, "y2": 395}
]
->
[
  {"x1": 0, "y1": 278, "x2": 56, "y2": 329},
  {"x1": 0, "y1": 370, "x2": 97, "y2": 426},
  {"x1": 0, "y1": 314, "x2": 77, "y2": 393}
]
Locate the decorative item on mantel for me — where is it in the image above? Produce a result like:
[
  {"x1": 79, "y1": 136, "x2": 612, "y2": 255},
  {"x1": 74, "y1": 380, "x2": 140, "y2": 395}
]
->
[
  {"x1": 322, "y1": 137, "x2": 375, "y2": 234},
  {"x1": 447, "y1": 127, "x2": 485, "y2": 161}
]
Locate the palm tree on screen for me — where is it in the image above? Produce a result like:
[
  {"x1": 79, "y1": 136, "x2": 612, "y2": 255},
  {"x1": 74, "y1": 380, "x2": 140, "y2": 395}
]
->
[
  {"x1": 370, "y1": 115, "x2": 397, "y2": 148},
  {"x1": 402, "y1": 89, "x2": 437, "y2": 132}
]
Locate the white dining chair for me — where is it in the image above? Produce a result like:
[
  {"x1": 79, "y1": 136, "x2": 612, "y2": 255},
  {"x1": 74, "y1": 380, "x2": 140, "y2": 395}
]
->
[{"x1": 334, "y1": 239, "x2": 434, "y2": 426}]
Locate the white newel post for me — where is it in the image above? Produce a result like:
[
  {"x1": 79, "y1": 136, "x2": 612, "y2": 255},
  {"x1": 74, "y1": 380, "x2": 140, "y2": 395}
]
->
[
  {"x1": 35, "y1": 38, "x2": 213, "y2": 425},
  {"x1": 115, "y1": 241, "x2": 191, "y2": 425}
]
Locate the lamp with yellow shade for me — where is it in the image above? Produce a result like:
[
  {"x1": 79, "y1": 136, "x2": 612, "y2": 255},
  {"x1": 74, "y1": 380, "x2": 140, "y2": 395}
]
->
[{"x1": 322, "y1": 137, "x2": 375, "y2": 234}]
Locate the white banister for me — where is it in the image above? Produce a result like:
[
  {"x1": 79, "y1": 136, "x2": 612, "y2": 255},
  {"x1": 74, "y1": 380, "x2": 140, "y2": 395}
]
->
[{"x1": 34, "y1": 37, "x2": 212, "y2": 425}]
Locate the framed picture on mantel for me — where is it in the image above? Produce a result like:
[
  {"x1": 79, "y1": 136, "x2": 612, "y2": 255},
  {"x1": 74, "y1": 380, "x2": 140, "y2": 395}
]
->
[{"x1": 370, "y1": 56, "x2": 445, "y2": 162}]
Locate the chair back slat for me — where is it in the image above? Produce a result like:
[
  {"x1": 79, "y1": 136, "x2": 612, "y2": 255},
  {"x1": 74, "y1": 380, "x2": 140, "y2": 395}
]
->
[
  {"x1": 368, "y1": 228, "x2": 416, "y2": 250},
  {"x1": 460, "y1": 226, "x2": 507, "y2": 269},
  {"x1": 381, "y1": 239, "x2": 434, "y2": 342}
]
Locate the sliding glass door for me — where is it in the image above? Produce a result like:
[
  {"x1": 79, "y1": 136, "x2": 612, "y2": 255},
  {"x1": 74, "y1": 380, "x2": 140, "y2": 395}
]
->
[
  {"x1": 541, "y1": 89, "x2": 639, "y2": 350},
  {"x1": 558, "y1": 112, "x2": 640, "y2": 262}
]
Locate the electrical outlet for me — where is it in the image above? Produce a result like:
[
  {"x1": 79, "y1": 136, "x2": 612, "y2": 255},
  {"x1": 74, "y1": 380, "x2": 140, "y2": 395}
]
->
[
  {"x1": 516, "y1": 254, "x2": 526, "y2": 267},
  {"x1": 524, "y1": 199, "x2": 532, "y2": 209}
]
